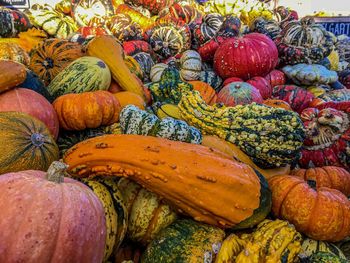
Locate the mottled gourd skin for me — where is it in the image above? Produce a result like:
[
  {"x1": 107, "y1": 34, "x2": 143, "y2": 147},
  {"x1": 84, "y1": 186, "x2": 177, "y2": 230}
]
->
[
  {"x1": 301, "y1": 238, "x2": 347, "y2": 259},
  {"x1": 142, "y1": 219, "x2": 225, "y2": 263},
  {"x1": 179, "y1": 90, "x2": 305, "y2": 168},
  {"x1": 301, "y1": 252, "x2": 348, "y2": 263},
  {"x1": 120, "y1": 105, "x2": 202, "y2": 144}
]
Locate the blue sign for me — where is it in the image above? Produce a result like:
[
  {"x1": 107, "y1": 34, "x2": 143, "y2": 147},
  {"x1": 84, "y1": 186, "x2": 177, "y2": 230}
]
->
[
  {"x1": 0, "y1": 0, "x2": 30, "y2": 9},
  {"x1": 313, "y1": 17, "x2": 350, "y2": 37}
]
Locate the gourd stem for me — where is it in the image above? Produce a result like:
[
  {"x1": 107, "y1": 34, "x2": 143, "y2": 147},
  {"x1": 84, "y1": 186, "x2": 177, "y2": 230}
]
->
[{"x1": 46, "y1": 161, "x2": 68, "y2": 183}]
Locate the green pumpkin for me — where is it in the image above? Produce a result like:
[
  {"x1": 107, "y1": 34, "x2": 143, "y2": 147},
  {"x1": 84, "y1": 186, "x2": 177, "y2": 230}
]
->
[
  {"x1": 120, "y1": 105, "x2": 202, "y2": 144},
  {"x1": 301, "y1": 252, "x2": 348, "y2": 263},
  {"x1": 302, "y1": 238, "x2": 346, "y2": 260},
  {"x1": 142, "y1": 219, "x2": 225, "y2": 263},
  {"x1": 47, "y1": 56, "x2": 111, "y2": 99}
]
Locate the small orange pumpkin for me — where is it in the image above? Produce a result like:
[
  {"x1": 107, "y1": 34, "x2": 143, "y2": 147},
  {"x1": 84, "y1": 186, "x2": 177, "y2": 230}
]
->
[
  {"x1": 263, "y1": 99, "x2": 292, "y2": 110},
  {"x1": 188, "y1": 80, "x2": 217, "y2": 105},
  {"x1": 53, "y1": 91, "x2": 121, "y2": 130},
  {"x1": 113, "y1": 91, "x2": 146, "y2": 110}
]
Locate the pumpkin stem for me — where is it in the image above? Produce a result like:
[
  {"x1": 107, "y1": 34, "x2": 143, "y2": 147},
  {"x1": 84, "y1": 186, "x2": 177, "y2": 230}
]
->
[{"x1": 47, "y1": 161, "x2": 68, "y2": 183}]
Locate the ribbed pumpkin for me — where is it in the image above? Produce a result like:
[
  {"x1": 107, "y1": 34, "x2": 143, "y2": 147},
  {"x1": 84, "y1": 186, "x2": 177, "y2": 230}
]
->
[
  {"x1": 132, "y1": 52, "x2": 155, "y2": 82},
  {"x1": 268, "y1": 175, "x2": 350, "y2": 242},
  {"x1": 116, "y1": 4, "x2": 155, "y2": 31},
  {"x1": 142, "y1": 219, "x2": 225, "y2": 262},
  {"x1": 264, "y1": 69, "x2": 286, "y2": 87},
  {"x1": 217, "y1": 82, "x2": 263, "y2": 106},
  {"x1": 188, "y1": 80, "x2": 217, "y2": 105},
  {"x1": 263, "y1": 99, "x2": 292, "y2": 110},
  {"x1": 53, "y1": 91, "x2": 121, "y2": 131},
  {"x1": 0, "y1": 60, "x2": 26, "y2": 93},
  {"x1": 29, "y1": 39, "x2": 84, "y2": 86},
  {"x1": 179, "y1": 50, "x2": 202, "y2": 81},
  {"x1": 192, "y1": 13, "x2": 223, "y2": 48},
  {"x1": 150, "y1": 63, "x2": 169, "y2": 82},
  {"x1": 106, "y1": 14, "x2": 143, "y2": 42},
  {"x1": 246, "y1": 76, "x2": 272, "y2": 99},
  {"x1": 0, "y1": 88, "x2": 59, "y2": 139},
  {"x1": 0, "y1": 7, "x2": 32, "y2": 38},
  {"x1": 213, "y1": 33, "x2": 278, "y2": 80},
  {"x1": 124, "y1": 0, "x2": 174, "y2": 15},
  {"x1": 118, "y1": 178, "x2": 177, "y2": 245},
  {"x1": 113, "y1": 91, "x2": 146, "y2": 110},
  {"x1": 0, "y1": 42, "x2": 30, "y2": 65},
  {"x1": 291, "y1": 166, "x2": 350, "y2": 196},
  {"x1": 0, "y1": 162, "x2": 106, "y2": 263},
  {"x1": 0, "y1": 112, "x2": 58, "y2": 174}
]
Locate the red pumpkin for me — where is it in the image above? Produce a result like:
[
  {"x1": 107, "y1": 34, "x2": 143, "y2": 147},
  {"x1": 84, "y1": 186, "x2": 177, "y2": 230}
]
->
[
  {"x1": 222, "y1": 77, "x2": 243, "y2": 87},
  {"x1": 78, "y1": 26, "x2": 108, "y2": 37},
  {"x1": 299, "y1": 102, "x2": 350, "y2": 170},
  {"x1": 198, "y1": 36, "x2": 226, "y2": 62},
  {"x1": 272, "y1": 85, "x2": 315, "y2": 113},
  {"x1": 264, "y1": 69, "x2": 286, "y2": 87},
  {"x1": 268, "y1": 175, "x2": 350, "y2": 242},
  {"x1": 123, "y1": 40, "x2": 156, "y2": 59},
  {"x1": 213, "y1": 33, "x2": 278, "y2": 80},
  {"x1": 246, "y1": 76, "x2": 272, "y2": 99},
  {"x1": 108, "y1": 79, "x2": 123, "y2": 94},
  {"x1": 0, "y1": 88, "x2": 59, "y2": 139},
  {"x1": 0, "y1": 161, "x2": 106, "y2": 263},
  {"x1": 217, "y1": 81, "x2": 263, "y2": 106},
  {"x1": 291, "y1": 166, "x2": 350, "y2": 196}
]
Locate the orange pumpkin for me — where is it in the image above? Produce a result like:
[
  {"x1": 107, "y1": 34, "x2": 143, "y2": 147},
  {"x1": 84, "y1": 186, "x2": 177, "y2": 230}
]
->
[
  {"x1": 53, "y1": 91, "x2": 121, "y2": 130},
  {"x1": 0, "y1": 161, "x2": 106, "y2": 263},
  {"x1": 114, "y1": 91, "x2": 146, "y2": 110},
  {"x1": 268, "y1": 175, "x2": 350, "y2": 242},
  {"x1": 0, "y1": 60, "x2": 26, "y2": 93},
  {"x1": 291, "y1": 166, "x2": 350, "y2": 196},
  {"x1": 0, "y1": 42, "x2": 30, "y2": 65},
  {"x1": 188, "y1": 80, "x2": 217, "y2": 105},
  {"x1": 263, "y1": 99, "x2": 292, "y2": 110}
]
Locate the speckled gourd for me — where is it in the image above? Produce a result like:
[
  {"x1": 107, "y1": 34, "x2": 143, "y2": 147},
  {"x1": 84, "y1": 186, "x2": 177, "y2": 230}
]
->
[{"x1": 178, "y1": 90, "x2": 305, "y2": 168}]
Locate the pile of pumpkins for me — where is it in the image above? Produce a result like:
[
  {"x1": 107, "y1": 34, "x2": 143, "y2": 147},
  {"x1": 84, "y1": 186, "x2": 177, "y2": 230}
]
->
[{"x1": 0, "y1": 0, "x2": 350, "y2": 262}]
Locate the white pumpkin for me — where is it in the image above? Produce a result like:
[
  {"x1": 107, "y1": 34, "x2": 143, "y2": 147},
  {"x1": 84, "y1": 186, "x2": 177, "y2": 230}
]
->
[
  {"x1": 180, "y1": 50, "x2": 202, "y2": 81},
  {"x1": 150, "y1": 63, "x2": 168, "y2": 82}
]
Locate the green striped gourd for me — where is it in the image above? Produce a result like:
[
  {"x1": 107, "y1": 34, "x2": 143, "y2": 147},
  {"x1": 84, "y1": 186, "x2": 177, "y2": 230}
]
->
[
  {"x1": 47, "y1": 56, "x2": 111, "y2": 99},
  {"x1": 150, "y1": 63, "x2": 168, "y2": 82},
  {"x1": 302, "y1": 238, "x2": 346, "y2": 260},
  {"x1": 120, "y1": 105, "x2": 202, "y2": 144}
]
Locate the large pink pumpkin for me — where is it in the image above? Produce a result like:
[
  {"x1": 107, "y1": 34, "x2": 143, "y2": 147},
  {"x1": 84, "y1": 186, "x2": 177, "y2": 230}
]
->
[
  {"x1": 217, "y1": 81, "x2": 263, "y2": 106},
  {"x1": 0, "y1": 162, "x2": 106, "y2": 263},
  {"x1": 0, "y1": 88, "x2": 59, "y2": 139},
  {"x1": 214, "y1": 33, "x2": 279, "y2": 80}
]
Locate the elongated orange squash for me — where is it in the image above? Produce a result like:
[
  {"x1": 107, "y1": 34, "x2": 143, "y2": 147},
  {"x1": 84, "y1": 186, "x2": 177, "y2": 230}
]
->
[
  {"x1": 63, "y1": 134, "x2": 271, "y2": 229},
  {"x1": 86, "y1": 35, "x2": 146, "y2": 100}
]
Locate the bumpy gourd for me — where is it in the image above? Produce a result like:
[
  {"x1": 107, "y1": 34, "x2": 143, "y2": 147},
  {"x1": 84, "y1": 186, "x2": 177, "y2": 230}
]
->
[
  {"x1": 120, "y1": 105, "x2": 202, "y2": 144},
  {"x1": 301, "y1": 238, "x2": 347, "y2": 259},
  {"x1": 178, "y1": 90, "x2": 305, "y2": 168}
]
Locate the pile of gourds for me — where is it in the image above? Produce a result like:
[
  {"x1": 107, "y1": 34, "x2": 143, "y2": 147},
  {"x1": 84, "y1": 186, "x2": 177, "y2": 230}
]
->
[{"x1": 0, "y1": 0, "x2": 350, "y2": 262}]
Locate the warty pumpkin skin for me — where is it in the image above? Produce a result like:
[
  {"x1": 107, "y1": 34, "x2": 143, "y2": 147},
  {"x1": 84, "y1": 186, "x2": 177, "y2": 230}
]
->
[
  {"x1": 0, "y1": 42, "x2": 30, "y2": 65},
  {"x1": 188, "y1": 80, "x2": 217, "y2": 105},
  {"x1": 0, "y1": 162, "x2": 106, "y2": 263},
  {"x1": 0, "y1": 60, "x2": 26, "y2": 93},
  {"x1": 0, "y1": 88, "x2": 59, "y2": 139},
  {"x1": 63, "y1": 134, "x2": 271, "y2": 229},
  {"x1": 268, "y1": 175, "x2": 350, "y2": 242},
  {"x1": 0, "y1": 112, "x2": 59, "y2": 175},
  {"x1": 301, "y1": 238, "x2": 347, "y2": 259},
  {"x1": 118, "y1": 178, "x2": 177, "y2": 245},
  {"x1": 113, "y1": 91, "x2": 146, "y2": 110},
  {"x1": 53, "y1": 91, "x2": 121, "y2": 131}
]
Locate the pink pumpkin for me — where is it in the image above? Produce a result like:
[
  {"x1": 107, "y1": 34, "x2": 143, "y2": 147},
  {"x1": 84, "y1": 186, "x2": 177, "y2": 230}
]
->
[
  {"x1": 214, "y1": 33, "x2": 278, "y2": 80},
  {"x1": 217, "y1": 81, "x2": 263, "y2": 106},
  {"x1": 246, "y1": 76, "x2": 272, "y2": 99},
  {"x1": 264, "y1": 69, "x2": 286, "y2": 87},
  {"x1": 0, "y1": 88, "x2": 59, "y2": 139}
]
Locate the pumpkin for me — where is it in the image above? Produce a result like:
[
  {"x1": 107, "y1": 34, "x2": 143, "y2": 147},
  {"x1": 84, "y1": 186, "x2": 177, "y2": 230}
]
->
[
  {"x1": 0, "y1": 60, "x2": 26, "y2": 94},
  {"x1": 217, "y1": 15, "x2": 241, "y2": 38},
  {"x1": 81, "y1": 177, "x2": 127, "y2": 261},
  {"x1": 264, "y1": 69, "x2": 286, "y2": 87},
  {"x1": 250, "y1": 17, "x2": 281, "y2": 40},
  {"x1": 301, "y1": 238, "x2": 347, "y2": 259},
  {"x1": 192, "y1": 13, "x2": 223, "y2": 48},
  {"x1": 87, "y1": 35, "x2": 146, "y2": 99},
  {"x1": 179, "y1": 50, "x2": 202, "y2": 81},
  {"x1": 142, "y1": 219, "x2": 225, "y2": 262},
  {"x1": 123, "y1": 40, "x2": 155, "y2": 58},
  {"x1": 0, "y1": 7, "x2": 32, "y2": 37},
  {"x1": 198, "y1": 36, "x2": 227, "y2": 62},
  {"x1": 144, "y1": 17, "x2": 191, "y2": 59},
  {"x1": 53, "y1": 91, "x2": 121, "y2": 131},
  {"x1": 132, "y1": 52, "x2": 155, "y2": 82},
  {"x1": 179, "y1": 90, "x2": 305, "y2": 168},
  {"x1": 291, "y1": 166, "x2": 350, "y2": 196},
  {"x1": 282, "y1": 64, "x2": 338, "y2": 86},
  {"x1": 77, "y1": 26, "x2": 108, "y2": 37},
  {"x1": 268, "y1": 175, "x2": 350, "y2": 242},
  {"x1": 246, "y1": 76, "x2": 272, "y2": 99},
  {"x1": 29, "y1": 39, "x2": 84, "y2": 86},
  {"x1": 188, "y1": 81, "x2": 217, "y2": 105},
  {"x1": 199, "y1": 70, "x2": 223, "y2": 92},
  {"x1": 301, "y1": 252, "x2": 348, "y2": 263},
  {"x1": 263, "y1": 99, "x2": 292, "y2": 110},
  {"x1": 118, "y1": 178, "x2": 177, "y2": 245},
  {"x1": 0, "y1": 112, "x2": 58, "y2": 174},
  {"x1": 120, "y1": 105, "x2": 202, "y2": 144},
  {"x1": 275, "y1": 17, "x2": 335, "y2": 65},
  {"x1": 106, "y1": 14, "x2": 143, "y2": 42},
  {"x1": 299, "y1": 102, "x2": 350, "y2": 170},
  {"x1": 63, "y1": 134, "x2": 271, "y2": 229},
  {"x1": 217, "y1": 81, "x2": 263, "y2": 106},
  {"x1": 47, "y1": 56, "x2": 111, "y2": 99},
  {"x1": 201, "y1": 135, "x2": 291, "y2": 179},
  {"x1": 116, "y1": 4, "x2": 155, "y2": 31},
  {"x1": 0, "y1": 42, "x2": 30, "y2": 65},
  {"x1": 0, "y1": 162, "x2": 106, "y2": 263},
  {"x1": 222, "y1": 77, "x2": 244, "y2": 86},
  {"x1": 0, "y1": 88, "x2": 59, "y2": 139},
  {"x1": 213, "y1": 33, "x2": 278, "y2": 80},
  {"x1": 114, "y1": 91, "x2": 146, "y2": 110},
  {"x1": 150, "y1": 63, "x2": 169, "y2": 82},
  {"x1": 25, "y1": 4, "x2": 78, "y2": 39},
  {"x1": 313, "y1": 89, "x2": 350, "y2": 105},
  {"x1": 151, "y1": 103, "x2": 181, "y2": 119},
  {"x1": 124, "y1": 56, "x2": 144, "y2": 80},
  {"x1": 124, "y1": 0, "x2": 174, "y2": 15},
  {"x1": 109, "y1": 80, "x2": 124, "y2": 94},
  {"x1": 71, "y1": 0, "x2": 115, "y2": 27},
  {"x1": 271, "y1": 85, "x2": 315, "y2": 113}
]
